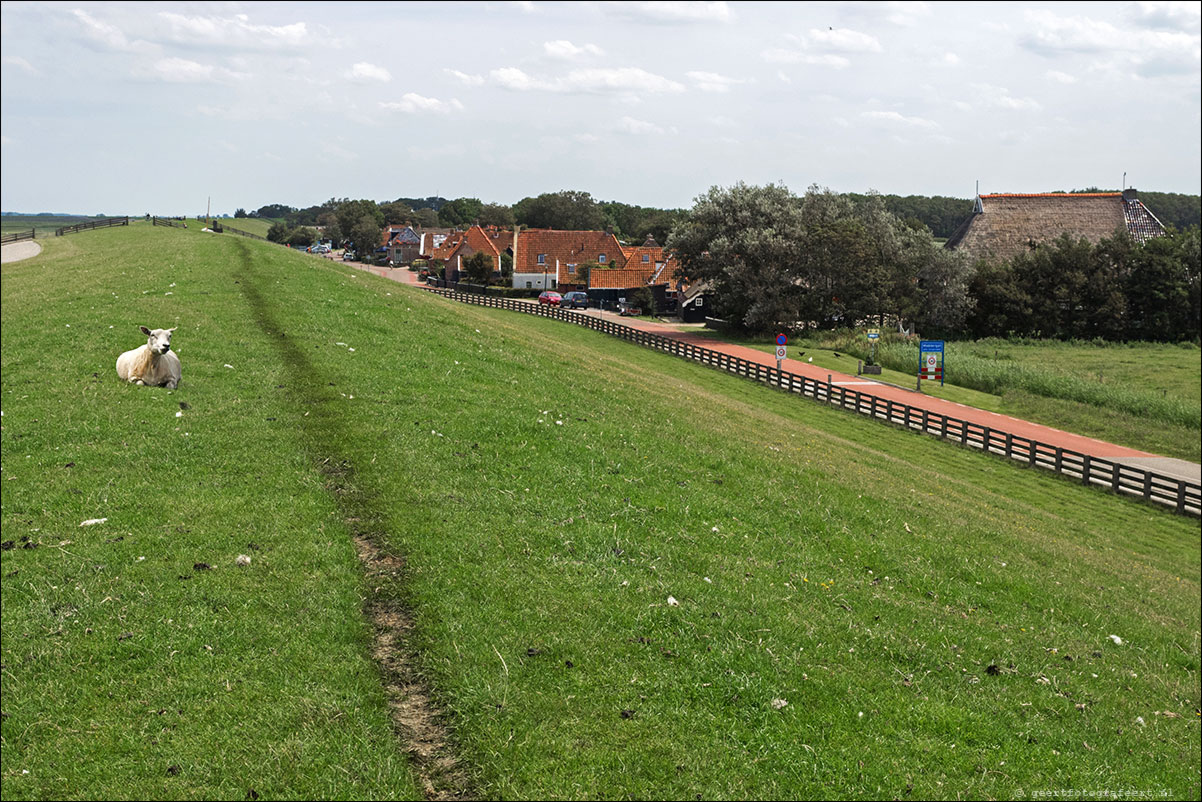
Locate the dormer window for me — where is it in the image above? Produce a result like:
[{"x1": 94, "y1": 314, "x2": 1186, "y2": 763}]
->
[
  {"x1": 537, "y1": 253, "x2": 546, "y2": 264},
  {"x1": 642, "y1": 254, "x2": 650, "y2": 263}
]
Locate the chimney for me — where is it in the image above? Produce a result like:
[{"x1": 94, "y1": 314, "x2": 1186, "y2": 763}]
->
[{"x1": 1122, "y1": 188, "x2": 1138, "y2": 201}]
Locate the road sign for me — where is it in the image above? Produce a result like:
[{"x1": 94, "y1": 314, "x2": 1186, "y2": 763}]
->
[
  {"x1": 867, "y1": 328, "x2": 880, "y2": 340},
  {"x1": 776, "y1": 333, "x2": 787, "y2": 346},
  {"x1": 775, "y1": 345, "x2": 787, "y2": 361},
  {"x1": 918, "y1": 340, "x2": 945, "y2": 386}
]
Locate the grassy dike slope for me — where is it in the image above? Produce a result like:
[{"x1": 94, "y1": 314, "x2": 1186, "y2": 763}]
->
[{"x1": 3, "y1": 224, "x2": 1199, "y2": 800}]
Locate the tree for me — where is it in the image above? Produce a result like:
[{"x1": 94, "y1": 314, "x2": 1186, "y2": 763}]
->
[
  {"x1": 316, "y1": 212, "x2": 343, "y2": 246},
  {"x1": 667, "y1": 182, "x2": 807, "y2": 332},
  {"x1": 439, "y1": 197, "x2": 484, "y2": 227},
  {"x1": 513, "y1": 190, "x2": 605, "y2": 231},
  {"x1": 234, "y1": 208, "x2": 247, "y2": 218},
  {"x1": 412, "y1": 208, "x2": 440, "y2": 228},
  {"x1": 287, "y1": 226, "x2": 318, "y2": 247},
  {"x1": 267, "y1": 222, "x2": 291, "y2": 243},
  {"x1": 253, "y1": 203, "x2": 296, "y2": 219},
  {"x1": 478, "y1": 202, "x2": 515, "y2": 228},
  {"x1": 461, "y1": 251, "x2": 493, "y2": 285},
  {"x1": 379, "y1": 200, "x2": 413, "y2": 226},
  {"x1": 345, "y1": 214, "x2": 382, "y2": 259},
  {"x1": 335, "y1": 199, "x2": 383, "y2": 242}
]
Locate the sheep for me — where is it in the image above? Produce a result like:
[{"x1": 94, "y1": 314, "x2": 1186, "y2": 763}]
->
[{"x1": 116, "y1": 326, "x2": 181, "y2": 390}]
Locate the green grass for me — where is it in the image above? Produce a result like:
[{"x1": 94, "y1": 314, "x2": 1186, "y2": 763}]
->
[
  {"x1": 681, "y1": 328, "x2": 1202, "y2": 462},
  {"x1": 3, "y1": 224, "x2": 1200, "y2": 800},
  {"x1": 222, "y1": 217, "x2": 279, "y2": 238}
]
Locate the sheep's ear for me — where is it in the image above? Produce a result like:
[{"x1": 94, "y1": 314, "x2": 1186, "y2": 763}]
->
[{"x1": 140, "y1": 326, "x2": 152, "y2": 336}]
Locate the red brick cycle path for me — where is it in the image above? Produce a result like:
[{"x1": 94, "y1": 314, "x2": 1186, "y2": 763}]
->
[{"x1": 339, "y1": 258, "x2": 1200, "y2": 485}]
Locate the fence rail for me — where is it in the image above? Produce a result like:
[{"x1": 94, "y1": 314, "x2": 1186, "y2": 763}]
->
[
  {"x1": 424, "y1": 286, "x2": 1201, "y2": 518},
  {"x1": 221, "y1": 225, "x2": 268, "y2": 241},
  {"x1": 152, "y1": 217, "x2": 185, "y2": 228},
  {"x1": 55, "y1": 217, "x2": 128, "y2": 236},
  {"x1": 1, "y1": 229, "x2": 36, "y2": 244}
]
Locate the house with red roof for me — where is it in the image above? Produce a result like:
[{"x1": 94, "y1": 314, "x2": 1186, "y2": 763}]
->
[{"x1": 512, "y1": 229, "x2": 627, "y2": 290}]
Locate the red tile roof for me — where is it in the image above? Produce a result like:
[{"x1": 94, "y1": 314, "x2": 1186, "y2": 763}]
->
[
  {"x1": 589, "y1": 266, "x2": 657, "y2": 289},
  {"x1": 514, "y1": 229, "x2": 627, "y2": 275}
]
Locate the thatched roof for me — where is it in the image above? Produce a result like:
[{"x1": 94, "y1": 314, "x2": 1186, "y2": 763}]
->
[{"x1": 945, "y1": 189, "x2": 1166, "y2": 262}]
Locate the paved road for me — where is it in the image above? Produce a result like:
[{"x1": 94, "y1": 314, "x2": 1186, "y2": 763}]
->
[
  {"x1": 339, "y1": 261, "x2": 1201, "y2": 485},
  {"x1": 1, "y1": 240, "x2": 42, "y2": 263}
]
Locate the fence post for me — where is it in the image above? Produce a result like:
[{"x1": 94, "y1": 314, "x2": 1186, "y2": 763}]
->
[
  {"x1": 1111, "y1": 461, "x2": 1121, "y2": 493},
  {"x1": 1143, "y1": 472, "x2": 1152, "y2": 501},
  {"x1": 1177, "y1": 483, "x2": 1187, "y2": 514},
  {"x1": 1082, "y1": 455, "x2": 1091, "y2": 486}
]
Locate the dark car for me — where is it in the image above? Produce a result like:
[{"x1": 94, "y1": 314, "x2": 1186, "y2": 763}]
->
[
  {"x1": 537, "y1": 291, "x2": 562, "y2": 306},
  {"x1": 561, "y1": 291, "x2": 589, "y2": 309}
]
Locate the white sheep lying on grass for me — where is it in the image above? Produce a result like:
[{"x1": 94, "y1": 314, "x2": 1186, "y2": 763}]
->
[{"x1": 116, "y1": 326, "x2": 181, "y2": 389}]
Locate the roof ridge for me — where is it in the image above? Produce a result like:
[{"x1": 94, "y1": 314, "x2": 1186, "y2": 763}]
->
[{"x1": 981, "y1": 193, "x2": 1122, "y2": 198}]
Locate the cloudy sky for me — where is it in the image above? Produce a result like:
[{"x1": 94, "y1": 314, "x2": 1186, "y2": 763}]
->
[{"x1": 2, "y1": 1, "x2": 1199, "y2": 215}]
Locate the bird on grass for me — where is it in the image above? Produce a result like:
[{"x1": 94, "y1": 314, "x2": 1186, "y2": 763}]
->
[{"x1": 833, "y1": 352, "x2": 841, "y2": 358}]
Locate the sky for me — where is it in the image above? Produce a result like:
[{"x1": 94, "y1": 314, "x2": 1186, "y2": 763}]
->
[{"x1": 1, "y1": 1, "x2": 1200, "y2": 215}]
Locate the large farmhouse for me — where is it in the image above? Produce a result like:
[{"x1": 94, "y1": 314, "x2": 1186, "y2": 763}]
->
[{"x1": 946, "y1": 188, "x2": 1167, "y2": 263}]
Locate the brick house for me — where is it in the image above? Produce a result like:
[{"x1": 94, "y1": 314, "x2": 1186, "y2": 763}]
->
[{"x1": 512, "y1": 229, "x2": 627, "y2": 290}]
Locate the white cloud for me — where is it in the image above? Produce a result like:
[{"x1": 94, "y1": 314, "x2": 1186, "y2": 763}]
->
[
  {"x1": 488, "y1": 66, "x2": 684, "y2": 94},
  {"x1": 1130, "y1": 2, "x2": 1201, "y2": 32},
  {"x1": 346, "y1": 62, "x2": 392, "y2": 82},
  {"x1": 1020, "y1": 8, "x2": 1200, "y2": 76},
  {"x1": 617, "y1": 116, "x2": 665, "y2": 135},
  {"x1": 806, "y1": 27, "x2": 883, "y2": 53},
  {"x1": 446, "y1": 69, "x2": 485, "y2": 86},
  {"x1": 2, "y1": 55, "x2": 37, "y2": 74},
  {"x1": 71, "y1": 8, "x2": 155, "y2": 54},
  {"x1": 379, "y1": 93, "x2": 464, "y2": 114},
  {"x1": 1, "y1": 136, "x2": 11, "y2": 146},
  {"x1": 156, "y1": 12, "x2": 312, "y2": 50},
  {"x1": 509, "y1": 1, "x2": 536, "y2": 13},
  {"x1": 972, "y1": 83, "x2": 1041, "y2": 111},
  {"x1": 148, "y1": 57, "x2": 248, "y2": 83},
  {"x1": 606, "y1": 2, "x2": 733, "y2": 24},
  {"x1": 1046, "y1": 69, "x2": 1077, "y2": 84},
  {"x1": 935, "y1": 52, "x2": 960, "y2": 67},
  {"x1": 762, "y1": 27, "x2": 880, "y2": 67},
  {"x1": 861, "y1": 110, "x2": 939, "y2": 129},
  {"x1": 544, "y1": 40, "x2": 604, "y2": 59},
  {"x1": 574, "y1": 133, "x2": 601, "y2": 144},
  {"x1": 686, "y1": 70, "x2": 744, "y2": 92}
]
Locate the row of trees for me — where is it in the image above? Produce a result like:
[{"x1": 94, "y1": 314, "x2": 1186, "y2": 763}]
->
[
  {"x1": 968, "y1": 228, "x2": 1201, "y2": 342},
  {"x1": 668, "y1": 182, "x2": 1200, "y2": 342},
  {"x1": 668, "y1": 183, "x2": 974, "y2": 336},
  {"x1": 244, "y1": 191, "x2": 689, "y2": 244}
]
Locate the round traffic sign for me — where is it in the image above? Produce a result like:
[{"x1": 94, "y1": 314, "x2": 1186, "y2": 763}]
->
[
  {"x1": 776, "y1": 333, "x2": 787, "y2": 346},
  {"x1": 775, "y1": 346, "x2": 787, "y2": 360}
]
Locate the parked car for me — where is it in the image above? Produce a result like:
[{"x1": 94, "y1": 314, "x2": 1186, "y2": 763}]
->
[
  {"x1": 309, "y1": 244, "x2": 331, "y2": 254},
  {"x1": 561, "y1": 291, "x2": 589, "y2": 309},
  {"x1": 342, "y1": 251, "x2": 356, "y2": 261},
  {"x1": 617, "y1": 299, "x2": 642, "y2": 316},
  {"x1": 537, "y1": 291, "x2": 563, "y2": 306}
]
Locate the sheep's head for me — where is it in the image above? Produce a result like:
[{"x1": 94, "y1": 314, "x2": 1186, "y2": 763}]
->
[{"x1": 139, "y1": 326, "x2": 176, "y2": 355}]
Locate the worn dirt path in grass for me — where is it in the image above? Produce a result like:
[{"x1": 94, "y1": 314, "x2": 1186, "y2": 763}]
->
[
  {"x1": 341, "y1": 261, "x2": 1201, "y2": 485},
  {"x1": 240, "y1": 245, "x2": 470, "y2": 800}
]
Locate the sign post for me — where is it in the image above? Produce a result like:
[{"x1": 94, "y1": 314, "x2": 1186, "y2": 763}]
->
[
  {"x1": 918, "y1": 340, "x2": 945, "y2": 389},
  {"x1": 867, "y1": 327, "x2": 880, "y2": 366},
  {"x1": 775, "y1": 333, "x2": 787, "y2": 370}
]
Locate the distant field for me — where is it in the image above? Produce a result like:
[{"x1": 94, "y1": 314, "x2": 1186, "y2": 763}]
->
[
  {"x1": 1, "y1": 214, "x2": 116, "y2": 238},
  {"x1": 686, "y1": 329, "x2": 1202, "y2": 462},
  {"x1": 3, "y1": 227, "x2": 1198, "y2": 800}
]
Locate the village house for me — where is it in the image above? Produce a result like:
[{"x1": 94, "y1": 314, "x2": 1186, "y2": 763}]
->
[
  {"x1": 945, "y1": 188, "x2": 1167, "y2": 263},
  {"x1": 512, "y1": 229, "x2": 627, "y2": 290},
  {"x1": 380, "y1": 225, "x2": 459, "y2": 265},
  {"x1": 433, "y1": 225, "x2": 512, "y2": 282}
]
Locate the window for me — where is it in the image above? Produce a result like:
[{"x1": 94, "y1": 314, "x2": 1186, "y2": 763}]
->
[
  {"x1": 567, "y1": 264, "x2": 576, "y2": 274},
  {"x1": 598, "y1": 254, "x2": 607, "y2": 264},
  {"x1": 537, "y1": 253, "x2": 546, "y2": 265},
  {"x1": 642, "y1": 254, "x2": 650, "y2": 263},
  {"x1": 525, "y1": 281, "x2": 532, "y2": 288}
]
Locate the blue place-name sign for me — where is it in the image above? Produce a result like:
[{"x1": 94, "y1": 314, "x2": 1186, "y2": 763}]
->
[{"x1": 920, "y1": 340, "x2": 944, "y2": 353}]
